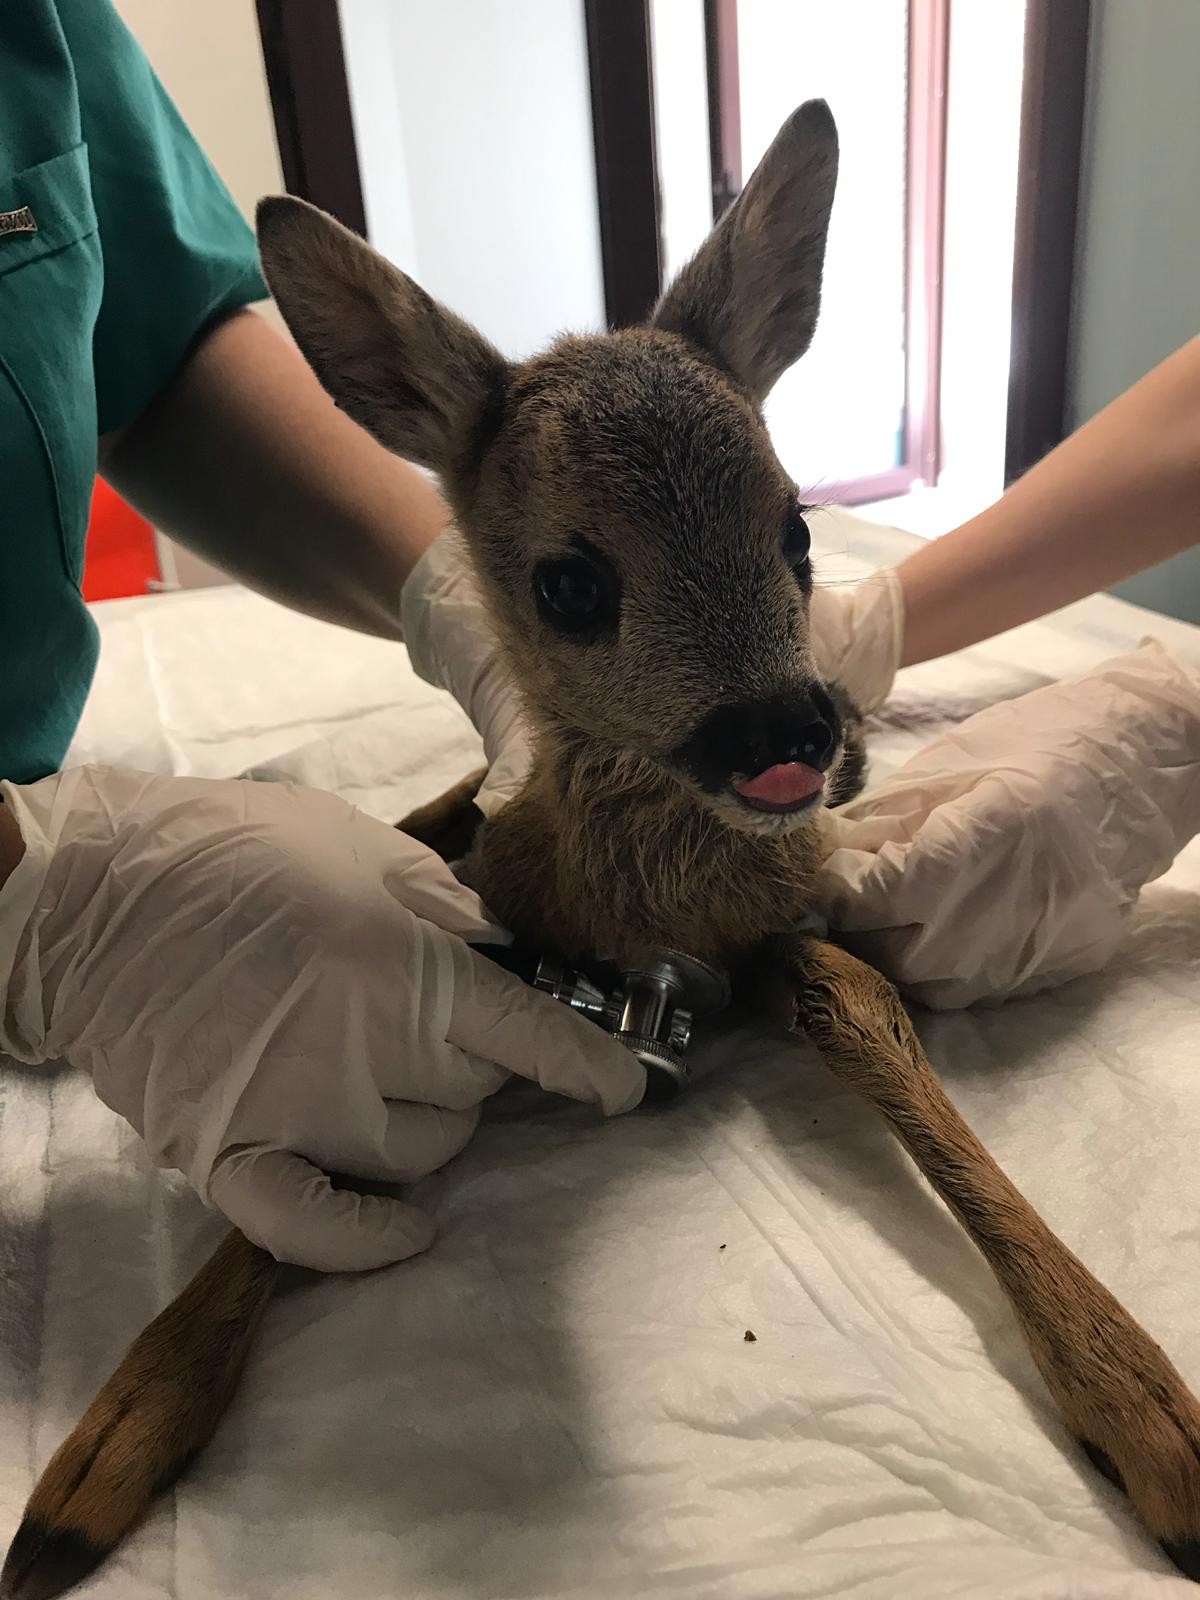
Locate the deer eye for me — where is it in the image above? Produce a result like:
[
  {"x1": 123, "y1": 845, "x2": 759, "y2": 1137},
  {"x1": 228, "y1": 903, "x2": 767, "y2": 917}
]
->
[
  {"x1": 534, "y1": 556, "x2": 611, "y2": 635},
  {"x1": 784, "y1": 503, "x2": 812, "y2": 566}
]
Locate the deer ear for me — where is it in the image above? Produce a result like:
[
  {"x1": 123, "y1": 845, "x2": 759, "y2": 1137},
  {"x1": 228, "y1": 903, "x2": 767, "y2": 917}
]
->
[
  {"x1": 256, "y1": 196, "x2": 507, "y2": 479},
  {"x1": 652, "y1": 100, "x2": 838, "y2": 401}
]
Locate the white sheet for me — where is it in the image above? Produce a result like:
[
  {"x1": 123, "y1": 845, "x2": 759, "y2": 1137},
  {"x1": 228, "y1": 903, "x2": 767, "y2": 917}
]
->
[{"x1": 6, "y1": 510, "x2": 1200, "y2": 1597}]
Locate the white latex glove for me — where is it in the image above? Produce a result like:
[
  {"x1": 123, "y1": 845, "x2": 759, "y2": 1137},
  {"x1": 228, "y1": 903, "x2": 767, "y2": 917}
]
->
[
  {"x1": 0, "y1": 767, "x2": 645, "y2": 1271},
  {"x1": 818, "y1": 640, "x2": 1200, "y2": 1009},
  {"x1": 401, "y1": 530, "x2": 533, "y2": 818},
  {"x1": 807, "y1": 567, "x2": 905, "y2": 714},
  {"x1": 400, "y1": 532, "x2": 905, "y2": 817}
]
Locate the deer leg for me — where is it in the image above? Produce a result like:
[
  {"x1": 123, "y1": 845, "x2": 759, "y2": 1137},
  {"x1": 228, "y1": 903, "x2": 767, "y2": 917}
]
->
[
  {"x1": 2, "y1": 1230, "x2": 278, "y2": 1600},
  {"x1": 396, "y1": 767, "x2": 487, "y2": 862},
  {"x1": 778, "y1": 934, "x2": 1200, "y2": 1580}
]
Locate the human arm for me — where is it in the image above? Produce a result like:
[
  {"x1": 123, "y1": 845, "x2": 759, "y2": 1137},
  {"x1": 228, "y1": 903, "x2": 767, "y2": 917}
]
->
[
  {"x1": 897, "y1": 336, "x2": 1200, "y2": 665},
  {"x1": 99, "y1": 309, "x2": 451, "y2": 639}
]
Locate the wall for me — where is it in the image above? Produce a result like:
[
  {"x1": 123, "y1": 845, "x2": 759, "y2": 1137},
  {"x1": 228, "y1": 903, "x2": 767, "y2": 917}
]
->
[
  {"x1": 339, "y1": 0, "x2": 606, "y2": 360},
  {"x1": 111, "y1": 0, "x2": 285, "y2": 588},
  {"x1": 1068, "y1": 0, "x2": 1200, "y2": 621}
]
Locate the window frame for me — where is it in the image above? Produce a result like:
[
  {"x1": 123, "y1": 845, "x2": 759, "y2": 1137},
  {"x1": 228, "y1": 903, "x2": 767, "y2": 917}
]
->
[{"x1": 704, "y1": 0, "x2": 950, "y2": 506}]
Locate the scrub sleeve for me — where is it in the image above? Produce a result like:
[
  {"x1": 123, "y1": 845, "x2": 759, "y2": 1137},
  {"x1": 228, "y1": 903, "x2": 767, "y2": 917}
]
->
[{"x1": 0, "y1": 0, "x2": 268, "y2": 784}]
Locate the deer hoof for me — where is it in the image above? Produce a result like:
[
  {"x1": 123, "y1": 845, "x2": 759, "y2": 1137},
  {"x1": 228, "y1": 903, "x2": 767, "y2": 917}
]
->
[
  {"x1": 1163, "y1": 1540, "x2": 1200, "y2": 1582},
  {"x1": 1074, "y1": 1397, "x2": 1200, "y2": 1583}
]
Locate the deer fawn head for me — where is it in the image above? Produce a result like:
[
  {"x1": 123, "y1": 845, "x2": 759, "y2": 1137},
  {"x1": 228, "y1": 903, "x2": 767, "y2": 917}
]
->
[{"x1": 258, "y1": 102, "x2": 842, "y2": 837}]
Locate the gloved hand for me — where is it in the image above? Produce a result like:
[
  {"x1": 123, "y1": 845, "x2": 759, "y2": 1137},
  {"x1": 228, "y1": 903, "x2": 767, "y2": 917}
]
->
[
  {"x1": 399, "y1": 531, "x2": 905, "y2": 817},
  {"x1": 401, "y1": 530, "x2": 533, "y2": 818},
  {"x1": 818, "y1": 640, "x2": 1200, "y2": 1008},
  {"x1": 0, "y1": 766, "x2": 646, "y2": 1271},
  {"x1": 806, "y1": 565, "x2": 904, "y2": 714}
]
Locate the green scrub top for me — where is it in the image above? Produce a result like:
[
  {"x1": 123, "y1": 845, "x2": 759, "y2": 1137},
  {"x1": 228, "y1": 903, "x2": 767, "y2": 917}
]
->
[{"x1": 1, "y1": 0, "x2": 268, "y2": 783}]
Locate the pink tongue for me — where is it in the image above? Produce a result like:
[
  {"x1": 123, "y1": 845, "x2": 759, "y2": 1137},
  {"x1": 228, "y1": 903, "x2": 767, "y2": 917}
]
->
[{"x1": 735, "y1": 762, "x2": 825, "y2": 805}]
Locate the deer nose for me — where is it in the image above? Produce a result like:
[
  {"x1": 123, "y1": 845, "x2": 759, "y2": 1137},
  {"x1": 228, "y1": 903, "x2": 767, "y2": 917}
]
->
[
  {"x1": 780, "y1": 701, "x2": 837, "y2": 769},
  {"x1": 751, "y1": 690, "x2": 838, "y2": 775},
  {"x1": 672, "y1": 685, "x2": 843, "y2": 795}
]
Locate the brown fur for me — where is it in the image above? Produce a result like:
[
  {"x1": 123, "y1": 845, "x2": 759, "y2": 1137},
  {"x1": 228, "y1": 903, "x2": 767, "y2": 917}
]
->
[
  {"x1": 397, "y1": 766, "x2": 486, "y2": 860},
  {"x1": 782, "y1": 936, "x2": 1200, "y2": 1559},
  {"x1": 8, "y1": 99, "x2": 1200, "y2": 1595},
  {"x1": 0, "y1": 1232, "x2": 277, "y2": 1598},
  {"x1": 465, "y1": 744, "x2": 822, "y2": 965}
]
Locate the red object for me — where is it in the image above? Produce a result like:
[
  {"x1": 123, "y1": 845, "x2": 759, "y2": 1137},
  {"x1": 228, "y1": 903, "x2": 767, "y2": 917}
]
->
[{"x1": 82, "y1": 478, "x2": 160, "y2": 601}]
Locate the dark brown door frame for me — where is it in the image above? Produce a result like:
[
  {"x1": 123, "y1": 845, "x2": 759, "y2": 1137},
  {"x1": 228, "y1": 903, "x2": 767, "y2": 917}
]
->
[
  {"x1": 582, "y1": 0, "x2": 664, "y2": 328},
  {"x1": 254, "y1": 0, "x2": 366, "y2": 236},
  {"x1": 703, "y1": 0, "x2": 950, "y2": 507},
  {"x1": 1004, "y1": 0, "x2": 1091, "y2": 483}
]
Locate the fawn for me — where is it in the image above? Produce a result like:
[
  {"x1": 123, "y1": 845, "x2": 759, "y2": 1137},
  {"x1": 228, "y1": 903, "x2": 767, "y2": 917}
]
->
[{"x1": 5, "y1": 102, "x2": 1200, "y2": 1599}]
